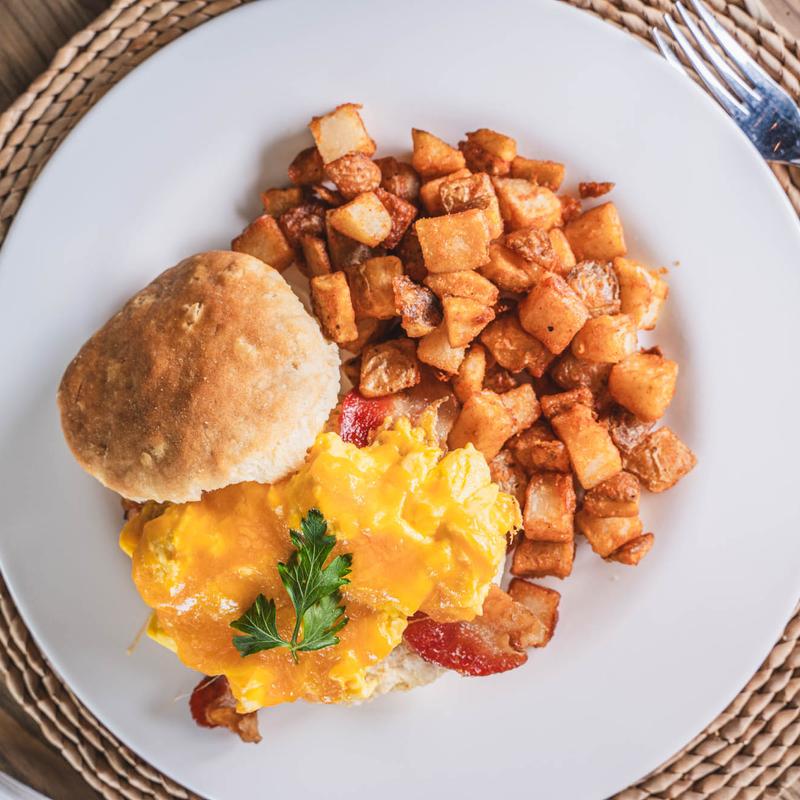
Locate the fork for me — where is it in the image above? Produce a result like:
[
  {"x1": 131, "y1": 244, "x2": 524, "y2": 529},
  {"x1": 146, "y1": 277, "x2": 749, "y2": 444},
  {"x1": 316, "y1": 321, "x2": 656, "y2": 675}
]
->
[{"x1": 652, "y1": 0, "x2": 800, "y2": 164}]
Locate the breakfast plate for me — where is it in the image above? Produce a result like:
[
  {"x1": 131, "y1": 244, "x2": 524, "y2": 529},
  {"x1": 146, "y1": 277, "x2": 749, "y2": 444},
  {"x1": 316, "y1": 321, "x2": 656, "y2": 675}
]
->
[{"x1": 0, "y1": 0, "x2": 799, "y2": 798}]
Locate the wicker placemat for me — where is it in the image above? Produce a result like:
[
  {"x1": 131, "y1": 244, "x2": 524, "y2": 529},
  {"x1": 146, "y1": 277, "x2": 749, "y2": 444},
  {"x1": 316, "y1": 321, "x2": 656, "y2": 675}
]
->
[{"x1": 0, "y1": 1, "x2": 798, "y2": 798}]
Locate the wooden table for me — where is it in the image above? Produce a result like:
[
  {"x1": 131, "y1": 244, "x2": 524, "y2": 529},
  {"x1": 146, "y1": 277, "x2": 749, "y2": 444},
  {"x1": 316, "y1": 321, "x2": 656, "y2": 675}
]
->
[{"x1": 1, "y1": 1, "x2": 800, "y2": 798}]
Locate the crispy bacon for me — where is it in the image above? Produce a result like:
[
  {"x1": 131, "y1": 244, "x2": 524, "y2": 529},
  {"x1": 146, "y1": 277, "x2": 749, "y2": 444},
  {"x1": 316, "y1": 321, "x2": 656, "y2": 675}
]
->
[
  {"x1": 338, "y1": 390, "x2": 393, "y2": 447},
  {"x1": 189, "y1": 675, "x2": 261, "y2": 743}
]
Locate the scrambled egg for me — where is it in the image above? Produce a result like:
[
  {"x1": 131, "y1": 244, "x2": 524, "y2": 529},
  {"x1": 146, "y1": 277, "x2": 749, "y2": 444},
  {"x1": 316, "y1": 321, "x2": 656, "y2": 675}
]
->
[{"x1": 121, "y1": 419, "x2": 520, "y2": 712}]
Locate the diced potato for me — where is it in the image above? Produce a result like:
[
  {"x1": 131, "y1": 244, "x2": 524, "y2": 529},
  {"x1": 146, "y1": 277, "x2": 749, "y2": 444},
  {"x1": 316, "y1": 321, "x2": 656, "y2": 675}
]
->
[
  {"x1": 551, "y1": 351, "x2": 611, "y2": 392},
  {"x1": 523, "y1": 472, "x2": 576, "y2": 542},
  {"x1": 374, "y1": 156, "x2": 421, "y2": 202},
  {"x1": 484, "y1": 365, "x2": 520, "y2": 393},
  {"x1": 288, "y1": 146, "x2": 324, "y2": 185},
  {"x1": 324, "y1": 152, "x2": 381, "y2": 199},
  {"x1": 328, "y1": 192, "x2": 393, "y2": 247},
  {"x1": 518, "y1": 274, "x2": 590, "y2": 355},
  {"x1": 504, "y1": 227, "x2": 558, "y2": 270},
  {"x1": 511, "y1": 538, "x2": 574, "y2": 579},
  {"x1": 396, "y1": 227, "x2": 426, "y2": 281},
  {"x1": 411, "y1": 129, "x2": 466, "y2": 179},
  {"x1": 459, "y1": 140, "x2": 510, "y2": 176},
  {"x1": 489, "y1": 449, "x2": 527, "y2": 506},
  {"x1": 342, "y1": 354, "x2": 362, "y2": 385},
  {"x1": 453, "y1": 343, "x2": 487, "y2": 402},
  {"x1": 499, "y1": 384, "x2": 540, "y2": 435},
  {"x1": 560, "y1": 194, "x2": 583, "y2": 224},
  {"x1": 583, "y1": 471, "x2": 640, "y2": 517},
  {"x1": 508, "y1": 579, "x2": 560, "y2": 647},
  {"x1": 492, "y1": 177, "x2": 562, "y2": 230},
  {"x1": 416, "y1": 323, "x2": 467, "y2": 374},
  {"x1": 341, "y1": 317, "x2": 384, "y2": 355},
  {"x1": 448, "y1": 389, "x2": 516, "y2": 460},
  {"x1": 392, "y1": 275, "x2": 442, "y2": 338},
  {"x1": 359, "y1": 339, "x2": 421, "y2": 398},
  {"x1": 510, "y1": 156, "x2": 565, "y2": 191},
  {"x1": 564, "y1": 202, "x2": 627, "y2": 261},
  {"x1": 567, "y1": 261, "x2": 621, "y2": 317},
  {"x1": 466, "y1": 128, "x2": 517, "y2": 161},
  {"x1": 348, "y1": 256, "x2": 404, "y2": 319},
  {"x1": 443, "y1": 296, "x2": 495, "y2": 347},
  {"x1": 540, "y1": 387, "x2": 594, "y2": 419},
  {"x1": 309, "y1": 184, "x2": 344, "y2": 207},
  {"x1": 298, "y1": 234, "x2": 332, "y2": 277},
  {"x1": 375, "y1": 187, "x2": 418, "y2": 250},
  {"x1": 419, "y1": 168, "x2": 472, "y2": 215},
  {"x1": 508, "y1": 421, "x2": 571, "y2": 473},
  {"x1": 425, "y1": 271, "x2": 499, "y2": 306},
  {"x1": 309, "y1": 103, "x2": 376, "y2": 164},
  {"x1": 479, "y1": 242, "x2": 543, "y2": 293},
  {"x1": 608, "y1": 351, "x2": 678, "y2": 421},
  {"x1": 261, "y1": 187, "x2": 304, "y2": 217},
  {"x1": 279, "y1": 203, "x2": 325, "y2": 248},
  {"x1": 549, "y1": 228, "x2": 576, "y2": 274},
  {"x1": 605, "y1": 406, "x2": 655, "y2": 454},
  {"x1": 440, "y1": 173, "x2": 504, "y2": 238},
  {"x1": 551, "y1": 403, "x2": 622, "y2": 489},
  {"x1": 415, "y1": 209, "x2": 491, "y2": 273},
  {"x1": 607, "y1": 533, "x2": 655, "y2": 565},
  {"x1": 231, "y1": 215, "x2": 294, "y2": 271},
  {"x1": 624, "y1": 427, "x2": 696, "y2": 492},
  {"x1": 579, "y1": 181, "x2": 615, "y2": 199},
  {"x1": 310, "y1": 271, "x2": 358, "y2": 344},
  {"x1": 613, "y1": 257, "x2": 669, "y2": 330},
  {"x1": 480, "y1": 315, "x2": 554, "y2": 377},
  {"x1": 325, "y1": 210, "x2": 376, "y2": 270},
  {"x1": 575, "y1": 510, "x2": 643, "y2": 557},
  {"x1": 571, "y1": 314, "x2": 638, "y2": 364}
]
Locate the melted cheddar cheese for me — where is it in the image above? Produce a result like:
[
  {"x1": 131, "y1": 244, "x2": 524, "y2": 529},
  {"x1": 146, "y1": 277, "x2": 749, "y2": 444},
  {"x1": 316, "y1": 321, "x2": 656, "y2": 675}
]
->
[{"x1": 122, "y1": 419, "x2": 520, "y2": 712}]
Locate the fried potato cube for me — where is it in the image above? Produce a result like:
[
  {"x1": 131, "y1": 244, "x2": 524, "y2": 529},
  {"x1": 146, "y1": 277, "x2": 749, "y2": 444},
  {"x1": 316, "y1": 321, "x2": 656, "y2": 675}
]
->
[
  {"x1": 504, "y1": 227, "x2": 559, "y2": 270},
  {"x1": 279, "y1": 202, "x2": 326, "y2": 249},
  {"x1": 605, "y1": 406, "x2": 655, "y2": 454},
  {"x1": 328, "y1": 192, "x2": 392, "y2": 247},
  {"x1": 375, "y1": 157, "x2": 421, "y2": 202},
  {"x1": 480, "y1": 315, "x2": 554, "y2": 377},
  {"x1": 551, "y1": 403, "x2": 622, "y2": 489},
  {"x1": 323, "y1": 152, "x2": 381, "y2": 199},
  {"x1": 485, "y1": 365, "x2": 520, "y2": 394},
  {"x1": 231, "y1": 215, "x2": 294, "y2": 271},
  {"x1": 608, "y1": 351, "x2": 678, "y2": 421},
  {"x1": 417, "y1": 323, "x2": 467, "y2": 374},
  {"x1": 575, "y1": 510, "x2": 643, "y2": 557},
  {"x1": 489, "y1": 449, "x2": 527, "y2": 506},
  {"x1": 624, "y1": 427, "x2": 696, "y2": 492},
  {"x1": 508, "y1": 422, "x2": 571, "y2": 473},
  {"x1": 419, "y1": 168, "x2": 472, "y2": 215},
  {"x1": 440, "y1": 173, "x2": 504, "y2": 238},
  {"x1": 571, "y1": 314, "x2": 638, "y2": 364},
  {"x1": 359, "y1": 339, "x2": 421, "y2": 398},
  {"x1": 518, "y1": 274, "x2": 590, "y2": 355},
  {"x1": 425, "y1": 270, "x2": 499, "y2": 306},
  {"x1": 411, "y1": 128, "x2": 466, "y2": 179},
  {"x1": 443, "y1": 296, "x2": 495, "y2": 347},
  {"x1": 607, "y1": 533, "x2": 654, "y2": 565},
  {"x1": 613, "y1": 257, "x2": 669, "y2": 330},
  {"x1": 540, "y1": 387, "x2": 594, "y2": 420},
  {"x1": 261, "y1": 187, "x2": 304, "y2": 218},
  {"x1": 453, "y1": 343, "x2": 487, "y2": 403},
  {"x1": 567, "y1": 261, "x2": 621, "y2": 317},
  {"x1": 579, "y1": 181, "x2": 615, "y2": 199},
  {"x1": 508, "y1": 579, "x2": 560, "y2": 647},
  {"x1": 564, "y1": 202, "x2": 627, "y2": 261},
  {"x1": 500, "y1": 384, "x2": 541, "y2": 435},
  {"x1": 583, "y1": 471, "x2": 640, "y2": 517},
  {"x1": 309, "y1": 184, "x2": 345, "y2": 207},
  {"x1": 310, "y1": 271, "x2": 358, "y2": 344},
  {"x1": 523, "y1": 472, "x2": 576, "y2": 542},
  {"x1": 396, "y1": 227, "x2": 426, "y2": 282},
  {"x1": 510, "y1": 157, "x2": 565, "y2": 191},
  {"x1": 325, "y1": 210, "x2": 376, "y2": 270},
  {"x1": 374, "y1": 187, "x2": 418, "y2": 250},
  {"x1": 288, "y1": 146, "x2": 325, "y2": 185},
  {"x1": 466, "y1": 128, "x2": 517, "y2": 161},
  {"x1": 511, "y1": 538, "x2": 574, "y2": 580},
  {"x1": 492, "y1": 177, "x2": 562, "y2": 230},
  {"x1": 458, "y1": 141, "x2": 510, "y2": 176},
  {"x1": 551, "y1": 351, "x2": 611, "y2": 393},
  {"x1": 298, "y1": 234, "x2": 332, "y2": 277},
  {"x1": 309, "y1": 103, "x2": 376, "y2": 164},
  {"x1": 479, "y1": 242, "x2": 543, "y2": 293},
  {"x1": 415, "y1": 209, "x2": 491, "y2": 273},
  {"x1": 348, "y1": 256, "x2": 404, "y2": 319},
  {"x1": 549, "y1": 228, "x2": 576, "y2": 274},
  {"x1": 448, "y1": 389, "x2": 516, "y2": 460},
  {"x1": 393, "y1": 275, "x2": 442, "y2": 338},
  {"x1": 341, "y1": 317, "x2": 385, "y2": 356}
]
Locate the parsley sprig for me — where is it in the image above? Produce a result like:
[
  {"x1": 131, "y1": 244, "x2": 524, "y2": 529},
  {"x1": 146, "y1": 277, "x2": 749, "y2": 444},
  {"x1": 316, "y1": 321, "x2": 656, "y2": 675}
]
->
[{"x1": 230, "y1": 509, "x2": 352, "y2": 663}]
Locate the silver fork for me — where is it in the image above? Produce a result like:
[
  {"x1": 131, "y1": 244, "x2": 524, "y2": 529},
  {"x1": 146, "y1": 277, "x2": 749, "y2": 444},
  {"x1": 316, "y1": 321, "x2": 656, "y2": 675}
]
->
[{"x1": 652, "y1": 0, "x2": 800, "y2": 164}]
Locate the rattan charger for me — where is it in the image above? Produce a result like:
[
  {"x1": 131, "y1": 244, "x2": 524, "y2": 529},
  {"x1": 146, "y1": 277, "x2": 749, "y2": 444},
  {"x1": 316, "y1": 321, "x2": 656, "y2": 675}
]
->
[{"x1": 0, "y1": 1, "x2": 798, "y2": 798}]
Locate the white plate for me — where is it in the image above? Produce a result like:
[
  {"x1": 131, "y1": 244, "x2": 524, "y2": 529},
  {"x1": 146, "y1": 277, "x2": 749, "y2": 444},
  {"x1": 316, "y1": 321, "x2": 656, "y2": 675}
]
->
[{"x1": 0, "y1": 1, "x2": 798, "y2": 798}]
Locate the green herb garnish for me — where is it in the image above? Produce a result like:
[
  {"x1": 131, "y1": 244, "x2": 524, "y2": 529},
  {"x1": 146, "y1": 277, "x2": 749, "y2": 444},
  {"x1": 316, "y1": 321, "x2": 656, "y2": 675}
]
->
[{"x1": 230, "y1": 509, "x2": 352, "y2": 663}]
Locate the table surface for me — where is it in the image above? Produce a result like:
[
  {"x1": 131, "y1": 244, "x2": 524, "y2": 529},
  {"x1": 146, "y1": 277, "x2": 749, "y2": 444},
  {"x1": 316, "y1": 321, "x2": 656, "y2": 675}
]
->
[{"x1": 1, "y1": 0, "x2": 800, "y2": 798}]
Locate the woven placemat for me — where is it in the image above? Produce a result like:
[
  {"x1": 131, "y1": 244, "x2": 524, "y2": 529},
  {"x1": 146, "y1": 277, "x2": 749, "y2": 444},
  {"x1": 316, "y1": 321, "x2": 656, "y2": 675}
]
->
[{"x1": 0, "y1": 1, "x2": 798, "y2": 798}]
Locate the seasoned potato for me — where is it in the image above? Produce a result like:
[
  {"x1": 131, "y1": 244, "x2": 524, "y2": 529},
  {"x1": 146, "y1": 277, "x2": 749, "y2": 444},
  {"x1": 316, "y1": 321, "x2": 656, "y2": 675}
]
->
[
  {"x1": 479, "y1": 242, "x2": 543, "y2": 293},
  {"x1": 489, "y1": 449, "x2": 527, "y2": 506},
  {"x1": 392, "y1": 275, "x2": 442, "y2": 337},
  {"x1": 551, "y1": 351, "x2": 611, "y2": 392},
  {"x1": 608, "y1": 351, "x2": 678, "y2": 421},
  {"x1": 560, "y1": 194, "x2": 583, "y2": 224},
  {"x1": 396, "y1": 227, "x2": 426, "y2": 281},
  {"x1": 440, "y1": 173, "x2": 504, "y2": 238},
  {"x1": 571, "y1": 314, "x2": 638, "y2": 364},
  {"x1": 375, "y1": 187, "x2": 418, "y2": 249},
  {"x1": 416, "y1": 323, "x2": 467, "y2": 374},
  {"x1": 551, "y1": 403, "x2": 622, "y2": 489},
  {"x1": 549, "y1": 228, "x2": 577, "y2": 274},
  {"x1": 309, "y1": 184, "x2": 344, "y2": 207},
  {"x1": 425, "y1": 271, "x2": 499, "y2": 306},
  {"x1": 374, "y1": 156, "x2": 421, "y2": 202},
  {"x1": 341, "y1": 317, "x2": 384, "y2": 356},
  {"x1": 324, "y1": 210, "x2": 375, "y2": 270},
  {"x1": 324, "y1": 152, "x2": 381, "y2": 199},
  {"x1": 279, "y1": 202, "x2": 326, "y2": 249},
  {"x1": 298, "y1": 234, "x2": 332, "y2": 277},
  {"x1": 484, "y1": 365, "x2": 520, "y2": 394},
  {"x1": 508, "y1": 579, "x2": 560, "y2": 647},
  {"x1": 511, "y1": 538, "x2": 574, "y2": 580},
  {"x1": 583, "y1": 471, "x2": 640, "y2": 517},
  {"x1": 261, "y1": 187, "x2": 304, "y2": 217},
  {"x1": 564, "y1": 202, "x2": 627, "y2": 261},
  {"x1": 518, "y1": 274, "x2": 590, "y2": 355},
  {"x1": 309, "y1": 103, "x2": 376, "y2": 164},
  {"x1": 508, "y1": 421, "x2": 571, "y2": 474},
  {"x1": 492, "y1": 177, "x2": 562, "y2": 230},
  {"x1": 624, "y1": 427, "x2": 696, "y2": 492},
  {"x1": 607, "y1": 533, "x2": 654, "y2": 565},
  {"x1": 613, "y1": 257, "x2": 669, "y2": 330},
  {"x1": 480, "y1": 315, "x2": 555, "y2": 377},
  {"x1": 523, "y1": 472, "x2": 576, "y2": 542},
  {"x1": 540, "y1": 387, "x2": 594, "y2": 419},
  {"x1": 448, "y1": 389, "x2": 516, "y2": 460},
  {"x1": 288, "y1": 146, "x2": 324, "y2": 185},
  {"x1": 605, "y1": 406, "x2": 655, "y2": 454},
  {"x1": 231, "y1": 215, "x2": 294, "y2": 271},
  {"x1": 328, "y1": 192, "x2": 393, "y2": 247},
  {"x1": 411, "y1": 129, "x2": 466, "y2": 179},
  {"x1": 415, "y1": 209, "x2": 491, "y2": 273},
  {"x1": 579, "y1": 181, "x2": 615, "y2": 199},
  {"x1": 443, "y1": 296, "x2": 495, "y2": 347},
  {"x1": 567, "y1": 261, "x2": 621, "y2": 317},
  {"x1": 458, "y1": 129, "x2": 516, "y2": 176},
  {"x1": 348, "y1": 256, "x2": 404, "y2": 319},
  {"x1": 510, "y1": 156, "x2": 565, "y2": 191},
  {"x1": 310, "y1": 271, "x2": 358, "y2": 344},
  {"x1": 465, "y1": 128, "x2": 517, "y2": 161},
  {"x1": 575, "y1": 510, "x2": 643, "y2": 557},
  {"x1": 359, "y1": 339, "x2": 421, "y2": 398},
  {"x1": 504, "y1": 227, "x2": 559, "y2": 270},
  {"x1": 419, "y1": 168, "x2": 472, "y2": 215},
  {"x1": 499, "y1": 384, "x2": 541, "y2": 435},
  {"x1": 453, "y1": 343, "x2": 487, "y2": 402}
]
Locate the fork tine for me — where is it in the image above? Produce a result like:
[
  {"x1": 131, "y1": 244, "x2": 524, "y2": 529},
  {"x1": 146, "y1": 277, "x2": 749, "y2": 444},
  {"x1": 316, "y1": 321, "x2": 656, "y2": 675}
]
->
[
  {"x1": 674, "y1": 2, "x2": 759, "y2": 102},
  {"x1": 664, "y1": 14, "x2": 748, "y2": 118},
  {"x1": 652, "y1": 28, "x2": 686, "y2": 71}
]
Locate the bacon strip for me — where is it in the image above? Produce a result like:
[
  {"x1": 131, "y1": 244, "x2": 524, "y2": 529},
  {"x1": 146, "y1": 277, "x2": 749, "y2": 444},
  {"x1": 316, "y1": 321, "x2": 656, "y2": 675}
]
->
[{"x1": 189, "y1": 675, "x2": 261, "y2": 743}]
